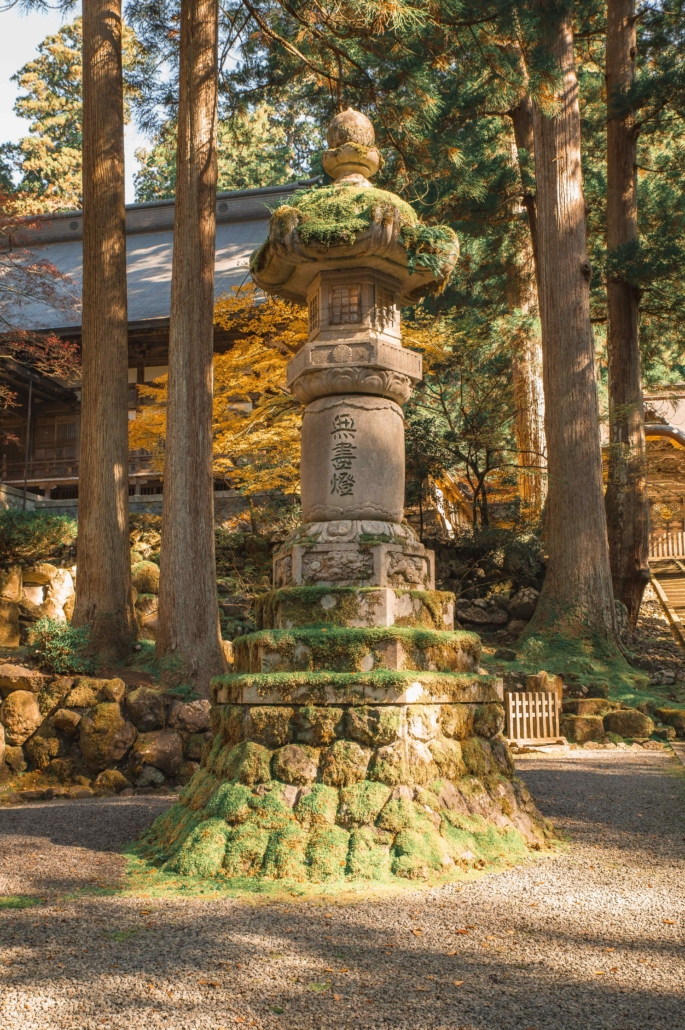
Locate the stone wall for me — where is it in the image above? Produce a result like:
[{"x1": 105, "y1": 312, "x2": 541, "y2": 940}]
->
[{"x1": 0, "y1": 663, "x2": 211, "y2": 796}]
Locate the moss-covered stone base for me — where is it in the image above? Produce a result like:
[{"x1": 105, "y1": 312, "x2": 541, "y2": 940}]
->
[
  {"x1": 135, "y1": 582, "x2": 553, "y2": 891},
  {"x1": 135, "y1": 700, "x2": 554, "y2": 888},
  {"x1": 213, "y1": 669, "x2": 501, "y2": 706}
]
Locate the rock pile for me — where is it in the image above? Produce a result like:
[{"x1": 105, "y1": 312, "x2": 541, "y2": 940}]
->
[
  {"x1": 455, "y1": 587, "x2": 540, "y2": 642},
  {"x1": 0, "y1": 663, "x2": 211, "y2": 794},
  {"x1": 560, "y1": 698, "x2": 683, "y2": 743}
]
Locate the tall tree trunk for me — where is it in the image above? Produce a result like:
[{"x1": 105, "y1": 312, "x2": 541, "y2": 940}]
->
[
  {"x1": 526, "y1": 9, "x2": 617, "y2": 642},
  {"x1": 157, "y1": 0, "x2": 224, "y2": 697},
  {"x1": 73, "y1": 0, "x2": 135, "y2": 656},
  {"x1": 508, "y1": 96, "x2": 546, "y2": 517},
  {"x1": 604, "y1": 0, "x2": 649, "y2": 628}
]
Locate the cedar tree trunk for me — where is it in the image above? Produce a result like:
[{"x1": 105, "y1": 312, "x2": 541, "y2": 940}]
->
[
  {"x1": 508, "y1": 96, "x2": 546, "y2": 517},
  {"x1": 156, "y1": 0, "x2": 225, "y2": 696},
  {"x1": 73, "y1": 0, "x2": 136, "y2": 655},
  {"x1": 526, "y1": 10, "x2": 617, "y2": 641},
  {"x1": 604, "y1": 0, "x2": 650, "y2": 628}
]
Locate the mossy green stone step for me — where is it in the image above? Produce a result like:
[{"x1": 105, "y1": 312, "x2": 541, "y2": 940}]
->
[
  {"x1": 255, "y1": 586, "x2": 455, "y2": 631},
  {"x1": 232, "y1": 625, "x2": 481, "y2": 675},
  {"x1": 213, "y1": 669, "x2": 502, "y2": 706}
]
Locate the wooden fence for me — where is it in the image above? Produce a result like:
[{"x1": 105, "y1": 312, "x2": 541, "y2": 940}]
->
[{"x1": 506, "y1": 691, "x2": 560, "y2": 746}]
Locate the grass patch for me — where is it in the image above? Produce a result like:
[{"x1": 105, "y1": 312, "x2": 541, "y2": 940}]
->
[
  {"x1": 0, "y1": 895, "x2": 43, "y2": 909},
  {"x1": 105, "y1": 928, "x2": 140, "y2": 942},
  {"x1": 121, "y1": 849, "x2": 539, "y2": 902}
]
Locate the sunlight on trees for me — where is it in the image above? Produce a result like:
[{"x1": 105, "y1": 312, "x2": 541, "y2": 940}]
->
[{"x1": 129, "y1": 283, "x2": 306, "y2": 493}]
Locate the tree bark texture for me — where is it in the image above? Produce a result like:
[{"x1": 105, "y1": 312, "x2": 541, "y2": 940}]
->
[
  {"x1": 604, "y1": 0, "x2": 650, "y2": 628},
  {"x1": 157, "y1": 0, "x2": 224, "y2": 697},
  {"x1": 527, "y1": 11, "x2": 617, "y2": 641},
  {"x1": 508, "y1": 97, "x2": 547, "y2": 517},
  {"x1": 73, "y1": 0, "x2": 136, "y2": 655}
]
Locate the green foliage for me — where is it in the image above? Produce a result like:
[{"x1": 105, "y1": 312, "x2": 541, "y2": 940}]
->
[
  {"x1": 26, "y1": 618, "x2": 93, "y2": 675},
  {"x1": 0, "y1": 510, "x2": 76, "y2": 567},
  {"x1": 400, "y1": 222, "x2": 461, "y2": 277},
  {"x1": 0, "y1": 17, "x2": 144, "y2": 214},
  {"x1": 134, "y1": 103, "x2": 322, "y2": 202},
  {"x1": 482, "y1": 628, "x2": 649, "y2": 696},
  {"x1": 404, "y1": 312, "x2": 518, "y2": 527}
]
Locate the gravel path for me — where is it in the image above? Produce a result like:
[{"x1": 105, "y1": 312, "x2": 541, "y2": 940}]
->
[{"x1": 0, "y1": 749, "x2": 684, "y2": 1030}]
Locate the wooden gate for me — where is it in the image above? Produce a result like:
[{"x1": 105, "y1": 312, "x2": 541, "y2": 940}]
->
[{"x1": 506, "y1": 691, "x2": 560, "y2": 745}]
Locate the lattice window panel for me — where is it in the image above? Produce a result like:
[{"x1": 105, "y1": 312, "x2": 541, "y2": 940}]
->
[
  {"x1": 329, "y1": 285, "x2": 360, "y2": 324},
  {"x1": 375, "y1": 286, "x2": 396, "y2": 328},
  {"x1": 308, "y1": 293, "x2": 319, "y2": 331}
]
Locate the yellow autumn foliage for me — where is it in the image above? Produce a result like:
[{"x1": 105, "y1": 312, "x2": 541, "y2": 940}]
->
[{"x1": 128, "y1": 283, "x2": 307, "y2": 493}]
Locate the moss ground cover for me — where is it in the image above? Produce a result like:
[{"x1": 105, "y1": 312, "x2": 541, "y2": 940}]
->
[{"x1": 482, "y1": 629, "x2": 650, "y2": 697}]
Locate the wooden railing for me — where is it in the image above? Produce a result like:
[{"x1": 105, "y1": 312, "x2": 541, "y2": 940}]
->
[
  {"x1": 506, "y1": 691, "x2": 560, "y2": 746},
  {"x1": 649, "y1": 530, "x2": 685, "y2": 559},
  {"x1": 1, "y1": 453, "x2": 155, "y2": 483}
]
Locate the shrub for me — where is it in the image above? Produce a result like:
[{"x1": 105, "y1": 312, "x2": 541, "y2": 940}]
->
[
  {"x1": 0, "y1": 510, "x2": 77, "y2": 567},
  {"x1": 26, "y1": 618, "x2": 94, "y2": 675},
  {"x1": 429, "y1": 525, "x2": 545, "y2": 599}
]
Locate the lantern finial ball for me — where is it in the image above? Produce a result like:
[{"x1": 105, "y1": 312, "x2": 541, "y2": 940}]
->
[{"x1": 327, "y1": 108, "x2": 376, "y2": 150}]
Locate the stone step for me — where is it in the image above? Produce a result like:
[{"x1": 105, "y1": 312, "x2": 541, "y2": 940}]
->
[
  {"x1": 256, "y1": 585, "x2": 455, "y2": 630},
  {"x1": 233, "y1": 626, "x2": 480, "y2": 675},
  {"x1": 212, "y1": 669, "x2": 503, "y2": 707}
]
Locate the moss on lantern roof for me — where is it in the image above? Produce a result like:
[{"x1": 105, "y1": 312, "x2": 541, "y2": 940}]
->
[{"x1": 251, "y1": 183, "x2": 458, "y2": 284}]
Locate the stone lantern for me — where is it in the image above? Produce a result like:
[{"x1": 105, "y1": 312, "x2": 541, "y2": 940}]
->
[
  {"x1": 141, "y1": 111, "x2": 549, "y2": 887},
  {"x1": 251, "y1": 108, "x2": 459, "y2": 606}
]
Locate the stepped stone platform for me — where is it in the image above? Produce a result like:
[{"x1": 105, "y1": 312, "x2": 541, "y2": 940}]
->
[{"x1": 137, "y1": 587, "x2": 552, "y2": 886}]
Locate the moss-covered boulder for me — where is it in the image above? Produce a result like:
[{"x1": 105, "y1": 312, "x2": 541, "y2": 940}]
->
[
  {"x1": 79, "y1": 703, "x2": 137, "y2": 772},
  {"x1": 346, "y1": 705, "x2": 402, "y2": 747},
  {"x1": 94, "y1": 769, "x2": 131, "y2": 794},
  {"x1": 129, "y1": 729, "x2": 183, "y2": 779},
  {"x1": 131, "y1": 560, "x2": 160, "y2": 594},
  {"x1": 293, "y1": 705, "x2": 343, "y2": 745},
  {"x1": 559, "y1": 714, "x2": 605, "y2": 744},
  {"x1": 125, "y1": 687, "x2": 166, "y2": 732},
  {"x1": 562, "y1": 698, "x2": 618, "y2": 717},
  {"x1": 320, "y1": 740, "x2": 371, "y2": 786},
  {"x1": 272, "y1": 744, "x2": 319, "y2": 785},
  {"x1": 655, "y1": 708, "x2": 685, "y2": 737},
  {"x1": 603, "y1": 709, "x2": 654, "y2": 739},
  {"x1": 0, "y1": 690, "x2": 42, "y2": 745}
]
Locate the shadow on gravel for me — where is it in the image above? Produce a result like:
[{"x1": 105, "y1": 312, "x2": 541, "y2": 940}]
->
[
  {"x1": 0, "y1": 761, "x2": 683, "y2": 1028},
  {"x1": 0, "y1": 798, "x2": 173, "y2": 853},
  {"x1": 518, "y1": 759, "x2": 685, "y2": 858},
  {"x1": 0, "y1": 899, "x2": 683, "y2": 1030}
]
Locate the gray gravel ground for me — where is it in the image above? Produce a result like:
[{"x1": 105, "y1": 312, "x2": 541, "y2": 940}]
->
[{"x1": 0, "y1": 749, "x2": 684, "y2": 1030}]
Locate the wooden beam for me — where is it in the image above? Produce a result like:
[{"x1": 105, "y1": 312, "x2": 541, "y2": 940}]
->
[{"x1": 650, "y1": 571, "x2": 685, "y2": 649}]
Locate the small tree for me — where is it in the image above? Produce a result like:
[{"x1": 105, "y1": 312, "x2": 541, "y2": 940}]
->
[
  {"x1": 0, "y1": 196, "x2": 80, "y2": 409},
  {"x1": 404, "y1": 313, "x2": 519, "y2": 527}
]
